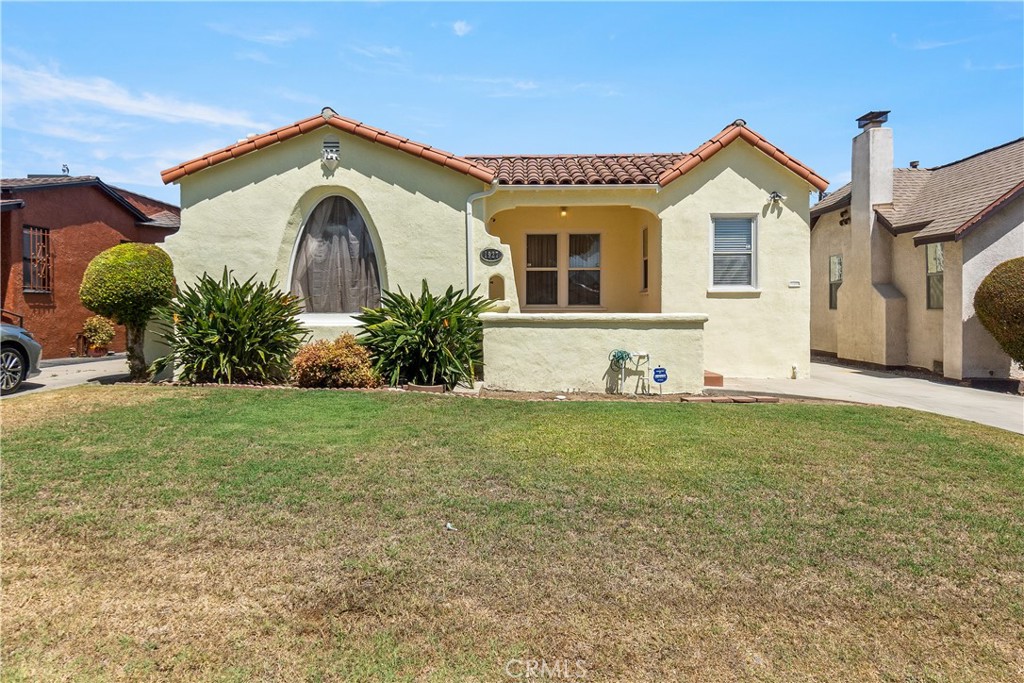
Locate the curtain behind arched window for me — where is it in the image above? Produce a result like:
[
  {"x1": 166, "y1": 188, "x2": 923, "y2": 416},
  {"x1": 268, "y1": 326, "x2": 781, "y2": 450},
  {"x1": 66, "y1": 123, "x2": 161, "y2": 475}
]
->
[{"x1": 291, "y1": 196, "x2": 381, "y2": 313}]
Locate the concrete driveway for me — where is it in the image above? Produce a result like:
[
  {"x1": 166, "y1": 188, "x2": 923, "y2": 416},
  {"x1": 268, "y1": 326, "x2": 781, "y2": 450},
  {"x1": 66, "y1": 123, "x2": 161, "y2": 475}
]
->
[
  {"x1": 723, "y1": 360, "x2": 1024, "y2": 434},
  {"x1": 1, "y1": 354, "x2": 131, "y2": 399}
]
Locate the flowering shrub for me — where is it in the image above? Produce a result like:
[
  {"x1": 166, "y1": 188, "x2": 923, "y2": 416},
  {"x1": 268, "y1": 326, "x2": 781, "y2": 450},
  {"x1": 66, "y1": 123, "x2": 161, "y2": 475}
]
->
[
  {"x1": 290, "y1": 334, "x2": 380, "y2": 389},
  {"x1": 82, "y1": 315, "x2": 116, "y2": 348}
]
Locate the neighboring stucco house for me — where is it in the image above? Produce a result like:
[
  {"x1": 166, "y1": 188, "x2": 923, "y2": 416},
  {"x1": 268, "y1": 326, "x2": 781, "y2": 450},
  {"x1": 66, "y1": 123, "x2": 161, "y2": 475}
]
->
[
  {"x1": 159, "y1": 107, "x2": 827, "y2": 393},
  {"x1": 1, "y1": 175, "x2": 180, "y2": 357},
  {"x1": 810, "y1": 112, "x2": 1023, "y2": 381}
]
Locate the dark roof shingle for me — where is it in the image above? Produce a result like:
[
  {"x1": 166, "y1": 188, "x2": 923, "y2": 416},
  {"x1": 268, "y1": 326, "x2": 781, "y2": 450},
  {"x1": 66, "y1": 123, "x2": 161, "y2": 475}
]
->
[{"x1": 811, "y1": 137, "x2": 1024, "y2": 243}]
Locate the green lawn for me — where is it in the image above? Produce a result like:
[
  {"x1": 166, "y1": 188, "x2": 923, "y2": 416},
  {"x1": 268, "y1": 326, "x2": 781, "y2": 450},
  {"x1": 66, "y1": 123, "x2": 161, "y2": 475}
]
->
[{"x1": 2, "y1": 385, "x2": 1022, "y2": 682}]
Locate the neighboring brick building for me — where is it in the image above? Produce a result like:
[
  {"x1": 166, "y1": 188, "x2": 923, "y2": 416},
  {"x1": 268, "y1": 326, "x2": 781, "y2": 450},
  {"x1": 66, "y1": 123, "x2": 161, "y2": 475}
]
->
[{"x1": 1, "y1": 176, "x2": 179, "y2": 358}]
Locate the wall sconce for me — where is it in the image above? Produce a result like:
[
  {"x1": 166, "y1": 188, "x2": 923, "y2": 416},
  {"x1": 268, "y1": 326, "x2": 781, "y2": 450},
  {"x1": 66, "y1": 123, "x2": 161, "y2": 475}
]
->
[
  {"x1": 560, "y1": 206, "x2": 567, "y2": 218},
  {"x1": 768, "y1": 191, "x2": 786, "y2": 204}
]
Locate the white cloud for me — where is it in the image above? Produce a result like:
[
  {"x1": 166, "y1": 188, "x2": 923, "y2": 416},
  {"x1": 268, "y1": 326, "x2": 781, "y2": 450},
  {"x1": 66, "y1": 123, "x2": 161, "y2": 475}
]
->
[
  {"x1": 890, "y1": 33, "x2": 973, "y2": 51},
  {"x1": 207, "y1": 23, "x2": 313, "y2": 46},
  {"x1": 349, "y1": 45, "x2": 406, "y2": 60},
  {"x1": 235, "y1": 50, "x2": 274, "y2": 64},
  {"x1": 452, "y1": 20, "x2": 473, "y2": 37},
  {"x1": 2, "y1": 63, "x2": 268, "y2": 129},
  {"x1": 964, "y1": 59, "x2": 1021, "y2": 72}
]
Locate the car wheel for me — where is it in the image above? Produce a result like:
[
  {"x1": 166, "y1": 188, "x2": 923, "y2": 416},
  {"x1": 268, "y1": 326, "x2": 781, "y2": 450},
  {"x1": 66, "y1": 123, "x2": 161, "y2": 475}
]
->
[{"x1": 0, "y1": 345, "x2": 27, "y2": 394}]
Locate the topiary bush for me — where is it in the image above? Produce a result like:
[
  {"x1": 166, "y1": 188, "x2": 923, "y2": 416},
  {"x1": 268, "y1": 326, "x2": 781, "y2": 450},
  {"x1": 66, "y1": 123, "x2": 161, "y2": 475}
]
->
[
  {"x1": 82, "y1": 315, "x2": 116, "y2": 349},
  {"x1": 150, "y1": 268, "x2": 309, "y2": 384},
  {"x1": 355, "y1": 280, "x2": 491, "y2": 389},
  {"x1": 80, "y1": 243, "x2": 175, "y2": 380},
  {"x1": 974, "y1": 256, "x2": 1024, "y2": 367},
  {"x1": 290, "y1": 334, "x2": 380, "y2": 389}
]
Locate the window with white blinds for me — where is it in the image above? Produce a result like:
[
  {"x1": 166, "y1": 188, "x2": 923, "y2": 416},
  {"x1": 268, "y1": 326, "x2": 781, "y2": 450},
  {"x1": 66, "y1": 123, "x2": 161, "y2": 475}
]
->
[{"x1": 712, "y1": 217, "x2": 755, "y2": 288}]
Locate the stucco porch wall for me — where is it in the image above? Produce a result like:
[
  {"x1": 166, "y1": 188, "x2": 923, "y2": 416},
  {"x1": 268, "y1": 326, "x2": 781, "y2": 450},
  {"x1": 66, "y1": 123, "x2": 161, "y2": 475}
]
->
[{"x1": 481, "y1": 312, "x2": 707, "y2": 394}]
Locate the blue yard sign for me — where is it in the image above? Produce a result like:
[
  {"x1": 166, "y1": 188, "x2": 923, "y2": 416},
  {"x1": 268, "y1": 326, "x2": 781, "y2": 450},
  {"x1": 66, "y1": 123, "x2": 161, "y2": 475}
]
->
[{"x1": 652, "y1": 367, "x2": 668, "y2": 384}]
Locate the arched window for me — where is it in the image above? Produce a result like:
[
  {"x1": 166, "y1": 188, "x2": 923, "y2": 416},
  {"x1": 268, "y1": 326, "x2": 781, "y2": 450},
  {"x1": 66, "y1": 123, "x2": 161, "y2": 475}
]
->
[{"x1": 291, "y1": 196, "x2": 381, "y2": 313}]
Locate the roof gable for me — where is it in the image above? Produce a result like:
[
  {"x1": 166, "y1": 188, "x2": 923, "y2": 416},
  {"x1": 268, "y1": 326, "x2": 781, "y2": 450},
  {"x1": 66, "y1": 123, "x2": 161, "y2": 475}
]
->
[
  {"x1": 161, "y1": 108, "x2": 495, "y2": 185},
  {"x1": 161, "y1": 109, "x2": 828, "y2": 192},
  {"x1": 656, "y1": 120, "x2": 828, "y2": 191}
]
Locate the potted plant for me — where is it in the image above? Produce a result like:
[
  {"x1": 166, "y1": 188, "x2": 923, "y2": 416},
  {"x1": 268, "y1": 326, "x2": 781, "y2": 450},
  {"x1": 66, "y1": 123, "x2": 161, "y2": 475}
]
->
[
  {"x1": 82, "y1": 315, "x2": 116, "y2": 357},
  {"x1": 355, "y1": 280, "x2": 491, "y2": 392}
]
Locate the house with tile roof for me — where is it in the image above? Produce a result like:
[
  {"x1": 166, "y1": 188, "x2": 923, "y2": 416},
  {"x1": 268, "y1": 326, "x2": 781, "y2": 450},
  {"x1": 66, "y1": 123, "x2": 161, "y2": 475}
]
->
[
  {"x1": 810, "y1": 112, "x2": 1023, "y2": 381},
  {"x1": 159, "y1": 107, "x2": 827, "y2": 392},
  {"x1": 1, "y1": 175, "x2": 180, "y2": 358}
]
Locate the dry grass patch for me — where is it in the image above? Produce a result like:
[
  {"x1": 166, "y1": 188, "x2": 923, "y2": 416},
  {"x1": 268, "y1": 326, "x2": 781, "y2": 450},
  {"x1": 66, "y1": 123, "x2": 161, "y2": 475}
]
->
[{"x1": 2, "y1": 386, "x2": 1023, "y2": 681}]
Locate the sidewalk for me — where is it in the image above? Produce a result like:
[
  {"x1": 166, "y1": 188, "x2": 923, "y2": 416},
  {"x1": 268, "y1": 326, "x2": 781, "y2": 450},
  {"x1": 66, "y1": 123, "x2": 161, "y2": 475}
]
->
[
  {"x1": 723, "y1": 361, "x2": 1024, "y2": 434},
  {"x1": 2, "y1": 354, "x2": 130, "y2": 399}
]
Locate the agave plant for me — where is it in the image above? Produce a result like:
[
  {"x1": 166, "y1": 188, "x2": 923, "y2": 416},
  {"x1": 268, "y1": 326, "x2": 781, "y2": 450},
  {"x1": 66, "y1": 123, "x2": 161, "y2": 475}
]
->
[
  {"x1": 355, "y1": 280, "x2": 491, "y2": 389},
  {"x1": 150, "y1": 268, "x2": 309, "y2": 384}
]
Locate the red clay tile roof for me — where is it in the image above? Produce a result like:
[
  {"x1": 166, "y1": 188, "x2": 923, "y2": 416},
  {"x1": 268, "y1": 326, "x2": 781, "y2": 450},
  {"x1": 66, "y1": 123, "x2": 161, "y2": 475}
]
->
[
  {"x1": 161, "y1": 108, "x2": 496, "y2": 185},
  {"x1": 466, "y1": 153, "x2": 685, "y2": 185},
  {"x1": 161, "y1": 110, "x2": 828, "y2": 192},
  {"x1": 810, "y1": 137, "x2": 1024, "y2": 243},
  {"x1": 656, "y1": 120, "x2": 828, "y2": 191}
]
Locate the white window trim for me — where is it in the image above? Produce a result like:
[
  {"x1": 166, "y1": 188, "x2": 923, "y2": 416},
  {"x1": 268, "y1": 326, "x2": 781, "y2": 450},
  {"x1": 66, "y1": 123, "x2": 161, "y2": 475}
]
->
[
  {"x1": 828, "y1": 254, "x2": 843, "y2": 310},
  {"x1": 925, "y1": 243, "x2": 944, "y2": 310},
  {"x1": 708, "y1": 214, "x2": 759, "y2": 292},
  {"x1": 523, "y1": 230, "x2": 604, "y2": 309}
]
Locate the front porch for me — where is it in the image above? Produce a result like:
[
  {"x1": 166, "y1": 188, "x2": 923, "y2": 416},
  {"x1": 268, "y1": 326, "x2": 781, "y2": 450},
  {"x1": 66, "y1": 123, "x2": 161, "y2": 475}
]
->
[
  {"x1": 480, "y1": 203, "x2": 707, "y2": 394},
  {"x1": 487, "y1": 204, "x2": 662, "y2": 314}
]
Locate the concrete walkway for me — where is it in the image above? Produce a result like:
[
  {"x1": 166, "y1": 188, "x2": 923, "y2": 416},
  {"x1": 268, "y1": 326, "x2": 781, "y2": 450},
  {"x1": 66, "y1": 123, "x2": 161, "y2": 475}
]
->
[
  {"x1": 723, "y1": 361, "x2": 1024, "y2": 434},
  {"x1": 1, "y1": 354, "x2": 130, "y2": 399}
]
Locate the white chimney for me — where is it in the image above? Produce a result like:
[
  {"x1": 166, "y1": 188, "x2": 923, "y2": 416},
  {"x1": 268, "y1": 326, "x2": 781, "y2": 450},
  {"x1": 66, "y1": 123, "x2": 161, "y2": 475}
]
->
[{"x1": 850, "y1": 110, "x2": 894, "y2": 285}]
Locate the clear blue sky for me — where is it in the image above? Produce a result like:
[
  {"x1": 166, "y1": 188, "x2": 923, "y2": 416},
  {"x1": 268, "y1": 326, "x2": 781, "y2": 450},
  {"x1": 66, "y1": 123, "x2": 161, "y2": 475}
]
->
[{"x1": 3, "y1": 2, "x2": 1022, "y2": 204}]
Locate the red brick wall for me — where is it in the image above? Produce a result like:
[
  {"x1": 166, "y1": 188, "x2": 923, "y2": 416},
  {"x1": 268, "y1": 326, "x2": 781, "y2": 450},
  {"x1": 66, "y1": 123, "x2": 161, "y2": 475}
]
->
[{"x1": 0, "y1": 185, "x2": 172, "y2": 359}]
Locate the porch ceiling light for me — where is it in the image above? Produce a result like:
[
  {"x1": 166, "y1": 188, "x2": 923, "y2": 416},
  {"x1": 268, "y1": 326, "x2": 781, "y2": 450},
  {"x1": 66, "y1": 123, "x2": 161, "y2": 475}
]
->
[{"x1": 560, "y1": 206, "x2": 567, "y2": 217}]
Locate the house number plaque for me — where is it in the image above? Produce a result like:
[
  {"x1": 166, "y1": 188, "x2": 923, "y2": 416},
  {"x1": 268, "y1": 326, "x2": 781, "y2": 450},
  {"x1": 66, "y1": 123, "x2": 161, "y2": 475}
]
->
[{"x1": 479, "y1": 248, "x2": 503, "y2": 265}]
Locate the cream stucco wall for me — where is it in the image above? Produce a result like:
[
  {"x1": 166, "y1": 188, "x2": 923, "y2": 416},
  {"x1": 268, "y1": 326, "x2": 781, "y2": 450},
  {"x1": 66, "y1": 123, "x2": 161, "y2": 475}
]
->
[
  {"x1": 810, "y1": 198, "x2": 1022, "y2": 380},
  {"x1": 165, "y1": 131, "x2": 815, "y2": 381},
  {"x1": 163, "y1": 126, "x2": 504, "y2": 344},
  {"x1": 809, "y1": 210, "x2": 848, "y2": 354},
  {"x1": 890, "y1": 234, "x2": 943, "y2": 372},
  {"x1": 482, "y1": 313, "x2": 707, "y2": 394},
  {"x1": 960, "y1": 196, "x2": 1024, "y2": 379},
  {"x1": 481, "y1": 142, "x2": 815, "y2": 379},
  {"x1": 653, "y1": 143, "x2": 813, "y2": 379}
]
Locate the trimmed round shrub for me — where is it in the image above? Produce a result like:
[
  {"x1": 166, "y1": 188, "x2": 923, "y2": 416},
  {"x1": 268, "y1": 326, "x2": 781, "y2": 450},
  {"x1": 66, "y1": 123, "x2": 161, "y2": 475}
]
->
[
  {"x1": 80, "y1": 243, "x2": 175, "y2": 328},
  {"x1": 290, "y1": 334, "x2": 380, "y2": 389},
  {"x1": 974, "y1": 257, "x2": 1024, "y2": 366},
  {"x1": 82, "y1": 315, "x2": 116, "y2": 348},
  {"x1": 150, "y1": 268, "x2": 309, "y2": 385},
  {"x1": 79, "y1": 243, "x2": 174, "y2": 380}
]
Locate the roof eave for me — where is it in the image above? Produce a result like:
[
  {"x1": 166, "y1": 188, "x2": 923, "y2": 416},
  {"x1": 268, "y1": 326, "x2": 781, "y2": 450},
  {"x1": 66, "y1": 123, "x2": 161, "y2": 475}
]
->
[
  {"x1": 161, "y1": 109, "x2": 497, "y2": 186},
  {"x1": 951, "y1": 180, "x2": 1024, "y2": 243},
  {"x1": 657, "y1": 123, "x2": 829, "y2": 192}
]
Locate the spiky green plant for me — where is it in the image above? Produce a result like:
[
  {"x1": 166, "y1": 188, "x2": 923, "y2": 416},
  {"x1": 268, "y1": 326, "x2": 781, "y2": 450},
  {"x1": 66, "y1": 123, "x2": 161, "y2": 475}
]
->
[
  {"x1": 150, "y1": 268, "x2": 309, "y2": 384},
  {"x1": 355, "y1": 280, "x2": 490, "y2": 389}
]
